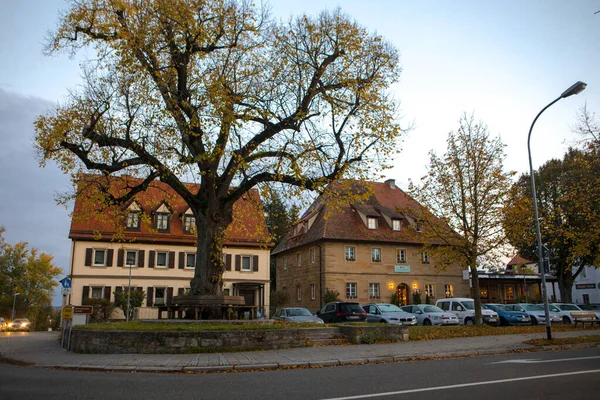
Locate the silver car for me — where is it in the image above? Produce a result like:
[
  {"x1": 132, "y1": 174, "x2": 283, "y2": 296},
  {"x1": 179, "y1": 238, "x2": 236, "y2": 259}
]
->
[
  {"x1": 272, "y1": 307, "x2": 324, "y2": 324},
  {"x1": 362, "y1": 303, "x2": 417, "y2": 326},
  {"x1": 401, "y1": 304, "x2": 460, "y2": 326},
  {"x1": 550, "y1": 303, "x2": 600, "y2": 324},
  {"x1": 514, "y1": 303, "x2": 561, "y2": 325}
]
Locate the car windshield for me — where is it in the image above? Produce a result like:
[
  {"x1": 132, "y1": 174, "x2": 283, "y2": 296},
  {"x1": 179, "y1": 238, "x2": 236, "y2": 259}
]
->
[
  {"x1": 559, "y1": 304, "x2": 580, "y2": 311},
  {"x1": 523, "y1": 304, "x2": 544, "y2": 312},
  {"x1": 287, "y1": 308, "x2": 312, "y2": 317},
  {"x1": 377, "y1": 304, "x2": 403, "y2": 312},
  {"x1": 462, "y1": 301, "x2": 475, "y2": 310},
  {"x1": 340, "y1": 304, "x2": 364, "y2": 312},
  {"x1": 549, "y1": 305, "x2": 560, "y2": 312},
  {"x1": 423, "y1": 306, "x2": 444, "y2": 313}
]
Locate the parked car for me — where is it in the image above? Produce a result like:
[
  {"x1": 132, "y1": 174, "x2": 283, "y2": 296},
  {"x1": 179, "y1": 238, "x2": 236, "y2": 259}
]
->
[
  {"x1": 0, "y1": 317, "x2": 6, "y2": 331},
  {"x1": 316, "y1": 302, "x2": 367, "y2": 323},
  {"x1": 550, "y1": 303, "x2": 600, "y2": 324},
  {"x1": 578, "y1": 304, "x2": 600, "y2": 312},
  {"x1": 7, "y1": 318, "x2": 31, "y2": 332},
  {"x1": 400, "y1": 304, "x2": 459, "y2": 326},
  {"x1": 482, "y1": 304, "x2": 532, "y2": 326},
  {"x1": 362, "y1": 303, "x2": 417, "y2": 325},
  {"x1": 435, "y1": 298, "x2": 500, "y2": 326},
  {"x1": 272, "y1": 307, "x2": 324, "y2": 324},
  {"x1": 514, "y1": 303, "x2": 562, "y2": 325}
]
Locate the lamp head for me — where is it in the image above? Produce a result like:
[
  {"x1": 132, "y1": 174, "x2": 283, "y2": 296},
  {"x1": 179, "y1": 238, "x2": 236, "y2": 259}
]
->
[{"x1": 561, "y1": 81, "x2": 587, "y2": 98}]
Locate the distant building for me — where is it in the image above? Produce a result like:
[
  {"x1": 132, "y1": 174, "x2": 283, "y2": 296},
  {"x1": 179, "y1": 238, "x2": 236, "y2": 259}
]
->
[
  {"x1": 67, "y1": 175, "x2": 272, "y2": 318},
  {"x1": 272, "y1": 179, "x2": 469, "y2": 312},
  {"x1": 572, "y1": 265, "x2": 600, "y2": 305}
]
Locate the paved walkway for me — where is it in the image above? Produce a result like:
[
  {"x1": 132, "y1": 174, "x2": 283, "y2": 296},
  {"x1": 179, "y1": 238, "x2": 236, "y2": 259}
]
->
[{"x1": 1, "y1": 330, "x2": 598, "y2": 372}]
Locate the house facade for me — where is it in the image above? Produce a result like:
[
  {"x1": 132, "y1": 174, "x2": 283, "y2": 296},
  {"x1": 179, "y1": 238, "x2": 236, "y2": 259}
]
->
[
  {"x1": 67, "y1": 176, "x2": 272, "y2": 318},
  {"x1": 273, "y1": 179, "x2": 469, "y2": 312},
  {"x1": 572, "y1": 265, "x2": 600, "y2": 305}
]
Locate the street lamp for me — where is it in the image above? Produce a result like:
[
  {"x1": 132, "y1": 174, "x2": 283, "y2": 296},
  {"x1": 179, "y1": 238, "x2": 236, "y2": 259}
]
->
[
  {"x1": 11, "y1": 293, "x2": 20, "y2": 321},
  {"x1": 527, "y1": 81, "x2": 587, "y2": 341}
]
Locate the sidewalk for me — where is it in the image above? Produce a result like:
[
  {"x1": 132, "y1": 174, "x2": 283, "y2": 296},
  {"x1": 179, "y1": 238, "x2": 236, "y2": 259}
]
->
[{"x1": 0, "y1": 330, "x2": 598, "y2": 372}]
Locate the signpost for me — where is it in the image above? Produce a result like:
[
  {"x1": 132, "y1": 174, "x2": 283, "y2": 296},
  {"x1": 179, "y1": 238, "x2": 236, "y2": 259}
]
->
[
  {"x1": 62, "y1": 306, "x2": 73, "y2": 320},
  {"x1": 73, "y1": 306, "x2": 93, "y2": 314}
]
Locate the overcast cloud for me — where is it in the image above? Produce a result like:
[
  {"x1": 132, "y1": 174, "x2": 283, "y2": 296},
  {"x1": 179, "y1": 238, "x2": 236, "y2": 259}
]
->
[{"x1": 0, "y1": 89, "x2": 72, "y2": 303}]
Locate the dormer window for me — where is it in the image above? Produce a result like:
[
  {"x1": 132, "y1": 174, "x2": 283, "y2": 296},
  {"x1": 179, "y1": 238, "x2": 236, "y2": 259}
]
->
[
  {"x1": 126, "y1": 212, "x2": 140, "y2": 230},
  {"x1": 416, "y1": 220, "x2": 423, "y2": 232},
  {"x1": 183, "y1": 215, "x2": 196, "y2": 234},
  {"x1": 155, "y1": 213, "x2": 170, "y2": 232},
  {"x1": 392, "y1": 219, "x2": 401, "y2": 231},
  {"x1": 367, "y1": 217, "x2": 378, "y2": 230}
]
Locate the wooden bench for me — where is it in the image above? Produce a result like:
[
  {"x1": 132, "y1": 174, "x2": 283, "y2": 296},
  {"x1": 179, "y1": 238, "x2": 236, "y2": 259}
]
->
[
  {"x1": 157, "y1": 295, "x2": 257, "y2": 320},
  {"x1": 570, "y1": 311, "x2": 600, "y2": 328}
]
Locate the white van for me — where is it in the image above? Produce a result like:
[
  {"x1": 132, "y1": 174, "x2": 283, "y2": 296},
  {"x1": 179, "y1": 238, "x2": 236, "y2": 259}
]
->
[{"x1": 435, "y1": 297, "x2": 499, "y2": 326}]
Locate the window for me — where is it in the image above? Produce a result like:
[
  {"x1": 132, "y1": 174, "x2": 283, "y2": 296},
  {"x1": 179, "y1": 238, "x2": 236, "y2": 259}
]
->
[
  {"x1": 345, "y1": 246, "x2": 356, "y2": 261},
  {"x1": 183, "y1": 215, "x2": 196, "y2": 234},
  {"x1": 297, "y1": 285, "x2": 301, "y2": 301},
  {"x1": 367, "y1": 217, "x2": 377, "y2": 229},
  {"x1": 93, "y1": 249, "x2": 107, "y2": 266},
  {"x1": 371, "y1": 248, "x2": 381, "y2": 262},
  {"x1": 126, "y1": 212, "x2": 140, "y2": 229},
  {"x1": 369, "y1": 283, "x2": 380, "y2": 299},
  {"x1": 311, "y1": 284, "x2": 316, "y2": 300},
  {"x1": 392, "y1": 219, "x2": 401, "y2": 231},
  {"x1": 583, "y1": 294, "x2": 590, "y2": 305},
  {"x1": 91, "y1": 287, "x2": 103, "y2": 299},
  {"x1": 416, "y1": 220, "x2": 423, "y2": 232},
  {"x1": 154, "y1": 287, "x2": 166, "y2": 306},
  {"x1": 125, "y1": 250, "x2": 138, "y2": 267},
  {"x1": 444, "y1": 284, "x2": 454, "y2": 298},
  {"x1": 241, "y1": 255, "x2": 252, "y2": 271},
  {"x1": 421, "y1": 252, "x2": 430, "y2": 264},
  {"x1": 296, "y1": 252, "x2": 301, "y2": 266},
  {"x1": 310, "y1": 248, "x2": 316, "y2": 264},
  {"x1": 346, "y1": 282, "x2": 357, "y2": 299},
  {"x1": 481, "y1": 288, "x2": 489, "y2": 298},
  {"x1": 425, "y1": 284, "x2": 435, "y2": 299},
  {"x1": 156, "y1": 251, "x2": 168, "y2": 268},
  {"x1": 283, "y1": 257, "x2": 288, "y2": 271},
  {"x1": 155, "y1": 213, "x2": 169, "y2": 231},
  {"x1": 185, "y1": 253, "x2": 196, "y2": 269},
  {"x1": 396, "y1": 249, "x2": 406, "y2": 263}
]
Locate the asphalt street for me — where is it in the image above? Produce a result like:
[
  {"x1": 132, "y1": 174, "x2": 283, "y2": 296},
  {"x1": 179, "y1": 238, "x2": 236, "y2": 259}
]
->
[{"x1": 1, "y1": 347, "x2": 599, "y2": 399}]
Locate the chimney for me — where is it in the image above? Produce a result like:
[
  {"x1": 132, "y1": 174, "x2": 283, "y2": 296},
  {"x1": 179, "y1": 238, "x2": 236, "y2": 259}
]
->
[{"x1": 385, "y1": 179, "x2": 396, "y2": 189}]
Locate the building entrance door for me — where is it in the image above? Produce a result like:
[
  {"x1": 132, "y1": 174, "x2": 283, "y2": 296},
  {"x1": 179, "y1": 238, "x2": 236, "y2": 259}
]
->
[
  {"x1": 396, "y1": 284, "x2": 409, "y2": 306},
  {"x1": 239, "y1": 289, "x2": 255, "y2": 306}
]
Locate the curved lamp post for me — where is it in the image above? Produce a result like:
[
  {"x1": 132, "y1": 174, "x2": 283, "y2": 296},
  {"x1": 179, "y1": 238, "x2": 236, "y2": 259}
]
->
[
  {"x1": 528, "y1": 81, "x2": 587, "y2": 341},
  {"x1": 11, "y1": 293, "x2": 20, "y2": 321}
]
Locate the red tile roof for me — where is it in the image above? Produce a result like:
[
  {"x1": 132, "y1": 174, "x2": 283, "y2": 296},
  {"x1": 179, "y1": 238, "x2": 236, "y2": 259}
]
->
[
  {"x1": 272, "y1": 180, "x2": 439, "y2": 254},
  {"x1": 69, "y1": 175, "x2": 271, "y2": 247},
  {"x1": 507, "y1": 255, "x2": 533, "y2": 266}
]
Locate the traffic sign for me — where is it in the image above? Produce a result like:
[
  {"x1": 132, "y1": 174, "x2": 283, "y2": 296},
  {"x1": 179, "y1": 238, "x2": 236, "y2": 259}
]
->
[
  {"x1": 61, "y1": 287, "x2": 71, "y2": 296},
  {"x1": 73, "y1": 306, "x2": 93, "y2": 314},
  {"x1": 59, "y1": 277, "x2": 72, "y2": 289},
  {"x1": 62, "y1": 307, "x2": 73, "y2": 320}
]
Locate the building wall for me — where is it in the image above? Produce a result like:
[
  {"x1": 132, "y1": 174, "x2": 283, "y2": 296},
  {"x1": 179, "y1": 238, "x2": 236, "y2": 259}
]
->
[
  {"x1": 70, "y1": 240, "x2": 270, "y2": 317},
  {"x1": 572, "y1": 265, "x2": 600, "y2": 304},
  {"x1": 276, "y1": 241, "x2": 469, "y2": 313}
]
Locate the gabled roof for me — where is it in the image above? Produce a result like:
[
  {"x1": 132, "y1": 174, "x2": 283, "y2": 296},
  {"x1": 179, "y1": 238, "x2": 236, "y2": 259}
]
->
[
  {"x1": 272, "y1": 180, "x2": 435, "y2": 254},
  {"x1": 507, "y1": 255, "x2": 534, "y2": 266},
  {"x1": 69, "y1": 175, "x2": 271, "y2": 247}
]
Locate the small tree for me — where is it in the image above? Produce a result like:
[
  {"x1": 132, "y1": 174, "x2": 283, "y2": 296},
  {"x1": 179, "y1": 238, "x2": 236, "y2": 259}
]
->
[
  {"x1": 324, "y1": 288, "x2": 340, "y2": 304},
  {"x1": 114, "y1": 290, "x2": 146, "y2": 321},
  {"x1": 412, "y1": 290, "x2": 421, "y2": 305},
  {"x1": 83, "y1": 297, "x2": 116, "y2": 322}
]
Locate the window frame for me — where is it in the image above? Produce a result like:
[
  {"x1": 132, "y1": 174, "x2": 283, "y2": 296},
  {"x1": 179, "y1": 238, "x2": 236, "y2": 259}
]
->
[
  {"x1": 396, "y1": 248, "x2": 407, "y2": 263},
  {"x1": 241, "y1": 255, "x2": 252, "y2": 271},
  {"x1": 311, "y1": 284, "x2": 316, "y2": 300},
  {"x1": 421, "y1": 252, "x2": 430, "y2": 264},
  {"x1": 367, "y1": 217, "x2": 377, "y2": 230},
  {"x1": 93, "y1": 249, "x2": 107, "y2": 266},
  {"x1": 369, "y1": 283, "x2": 380, "y2": 299},
  {"x1": 183, "y1": 215, "x2": 196, "y2": 234},
  {"x1": 90, "y1": 286, "x2": 104, "y2": 299},
  {"x1": 154, "y1": 287, "x2": 167, "y2": 306},
  {"x1": 155, "y1": 251, "x2": 168, "y2": 268},
  {"x1": 371, "y1": 247, "x2": 382, "y2": 263},
  {"x1": 392, "y1": 219, "x2": 401, "y2": 231},
  {"x1": 283, "y1": 256, "x2": 288, "y2": 271},
  {"x1": 425, "y1": 284, "x2": 435, "y2": 299},
  {"x1": 346, "y1": 282, "x2": 357, "y2": 299},
  {"x1": 310, "y1": 248, "x2": 316, "y2": 264},
  {"x1": 126, "y1": 211, "x2": 140, "y2": 230},
  {"x1": 345, "y1": 246, "x2": 356, "y2": 262},
  {"x1": 155, "y1": 212, "x2": 170, "y2": 232},
  {"x1": 297, "y1": 285, "x2": 301, "y2": 301},
  {"x1": 444, "y1": 284, "x2": 454, "y2": 298},
  {"x1": 416, "y1": 220, "x2": 423, "y2": 232},
  {"x1": 185, "y1": 252, "x2": 196, "y2": 269},
  {"x1": 296, "y1": 252, "x2": 301, "y2": 266}
]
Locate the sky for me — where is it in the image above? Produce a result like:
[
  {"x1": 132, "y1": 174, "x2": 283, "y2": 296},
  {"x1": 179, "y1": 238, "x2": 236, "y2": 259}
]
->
[{"x1": 1, "y1": 0, "x2": 599, "y2": 305}]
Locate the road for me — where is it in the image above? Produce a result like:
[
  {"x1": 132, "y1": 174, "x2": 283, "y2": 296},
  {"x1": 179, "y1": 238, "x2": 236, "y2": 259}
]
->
[{"x1": 1, "y1": 347, "x2": 599, "y2": 399}]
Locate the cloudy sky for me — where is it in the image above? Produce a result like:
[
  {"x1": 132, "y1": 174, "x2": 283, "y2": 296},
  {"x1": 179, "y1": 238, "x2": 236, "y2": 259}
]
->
[{"x1": 1, "y1": 0, "x2": 599, "y2": 304}]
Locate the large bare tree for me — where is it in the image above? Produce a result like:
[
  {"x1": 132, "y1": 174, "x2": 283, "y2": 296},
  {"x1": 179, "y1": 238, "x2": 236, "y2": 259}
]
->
[
  {"x1": 409, "y1": 114, "x2": 514, "y2": 324},
  {"x1": 34, "y1": 0, "x2": 405, "y2": 295}
]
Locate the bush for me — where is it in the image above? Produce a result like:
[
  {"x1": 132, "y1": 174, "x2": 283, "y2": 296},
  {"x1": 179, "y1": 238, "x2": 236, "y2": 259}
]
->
[
  {"x1": 425, "y1": 294, "x2": 431, "y2": 304},
  {"x1": 114, "y1": 290, "x2": 146, "y2": 320},
  {"x1": 270, "y1": 290, "x2": 290, "y2": 309},
  {"x1": 324, "y1": 288, "x2": 340, "y2": 303},
  {"x1": 83, "y1": 298, "x2": 116, "y2": 322},
  {"x1": 412, "y1": 291, "x2": 421, "y2": 305}
]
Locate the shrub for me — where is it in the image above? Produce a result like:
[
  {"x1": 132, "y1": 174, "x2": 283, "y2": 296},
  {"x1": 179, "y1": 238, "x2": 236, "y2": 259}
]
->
[
  {"x1": 83, "y1": 298, "x2": 116, "y2": 322},
  {"x1": 270, "y1": 290, "x2": 290, "y2": 309},
  {"x1": 425, "y1": 294, "x2": 431, "y2": 304},
  {"x1": 114, "y1": 290, "x2": 146, "y2": 320},
  {"x1": 324, "y1": 288, "x2": 340, "y2": 303},
  {"x1": 412, "y1": 291, "x2": 421, "y2": 305}
]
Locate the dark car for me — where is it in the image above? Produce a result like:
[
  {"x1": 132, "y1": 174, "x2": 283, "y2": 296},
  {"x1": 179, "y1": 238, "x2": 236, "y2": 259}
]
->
[
  {"x1": 316, "y1": 302, "x2": 367, "y2": 323},
  {"x1": 483, "y1": 304, "x2": 531, "y2": 326}
]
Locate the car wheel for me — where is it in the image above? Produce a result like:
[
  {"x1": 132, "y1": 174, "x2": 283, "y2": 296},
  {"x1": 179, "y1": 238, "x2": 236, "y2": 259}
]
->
[
  {"x1": 465, "y1": 318, "x2": 474, "y2": 326},
  {"x1": 379, "y1": 319, "x2": 387, "y2": 324},
  {"x1": 500, "y1": 317, "x2": 507, "y2": 326},
  {"x1": 531, "y1": 317, "x2": 538, "y2": 325},
  {"x1": 562, "y1": 316, "x2": 571, "y2": 324},
  {"x1": 423, "y1": 319, "x2": 432, "y2": 326}
]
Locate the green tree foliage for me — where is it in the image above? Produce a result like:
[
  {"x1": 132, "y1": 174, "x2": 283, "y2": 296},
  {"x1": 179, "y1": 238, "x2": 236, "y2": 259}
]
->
[
  {"x1": 323, "y1": 288, "x2": 340, "y2": 303},
  {"x1": 409, "y1": 114, "x2": 514, "y2": 324},
  {"x1": 34, "y1": 0, "x2": 405, "y2": 297},
  {"x1": 83, "y1": 297, "x2": 117, "y2": 322},
  {"x1": 114, "y1": 289, "x2": 146, "y2": 321},
  {"x1": 503, "y1": 146, "x2": 600, "y2": 302},
  {"x1": 0, "y1": 227, "x2": 62, "y2": 325}
]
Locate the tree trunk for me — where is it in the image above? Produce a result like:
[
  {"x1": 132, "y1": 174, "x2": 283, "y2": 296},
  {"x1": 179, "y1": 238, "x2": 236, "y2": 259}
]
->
[
  {"x1": 189, "y1": 199, "x2": 233, "y2": 296},
  {"x1": 557, "y1": 276, "x2": 573, "y2": 303},
  {"x1": 470, "y1": 264, "x2": 483, "y2": 325}
]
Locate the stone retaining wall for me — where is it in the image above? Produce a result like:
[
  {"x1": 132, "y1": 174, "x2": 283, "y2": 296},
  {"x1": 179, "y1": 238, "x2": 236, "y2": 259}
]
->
[{"x1": 70, "y1": 324, "x2": 409, "y2": 353}]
